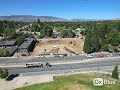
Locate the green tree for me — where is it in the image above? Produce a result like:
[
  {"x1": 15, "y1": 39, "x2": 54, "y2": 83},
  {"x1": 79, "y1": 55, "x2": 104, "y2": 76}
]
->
[
  {"x1": 67, "y1": 30, "x2": 75, "y2": 38},
  {"x1": 3, "y1": 28, "x2": 16, "y2": 39},
  {"x1": 109, "y1": 30, "x2": 120, "y2": 46},
  {"x1": 117, "y1": 22, "x2": 120, "y2": 32},
  {"x1": 16, "y1": 35, "x2": 26, "y2": 46},
  {"x1": 0, "y1": 68, "x2": 8, "y2": 79},
  {"x1": 47, "y1": 28, "x2": 53, "y2": 37},
  {"x1": 0, "y1": 49, "x2": 5, "y2": 57},
  {"x1": 37, "y1": 18, "x2": 41, "y2": 24},
  {"x1": 112, "y1": 65, "x2": 119, "y2": 79},
  {"x1": 101, "y1": 44, "x2": 109, "y2": 51},
  {"x1": 61, "y1": 30, "x2": 68, "y2": 38},
  {"x1": 2, "y1": 68, "x2": 8, "y2": 78}
]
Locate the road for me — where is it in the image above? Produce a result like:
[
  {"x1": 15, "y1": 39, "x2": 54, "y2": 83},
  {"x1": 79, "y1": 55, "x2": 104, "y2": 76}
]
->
[
  {"x1": 0, "y1": 52, "x2": 120, "y2": 64},
  {"x1": 0, "y1": 55, "x2": 87, "y2": 64},
  {"x1": 6, "y1": 57, "x2": 120, "y2": 75}
]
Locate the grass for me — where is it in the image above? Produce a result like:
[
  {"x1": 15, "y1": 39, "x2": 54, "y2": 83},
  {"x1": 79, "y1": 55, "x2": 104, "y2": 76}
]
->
[{"x1": 15, "y1": 73, "x2": 120, "y2": 90}]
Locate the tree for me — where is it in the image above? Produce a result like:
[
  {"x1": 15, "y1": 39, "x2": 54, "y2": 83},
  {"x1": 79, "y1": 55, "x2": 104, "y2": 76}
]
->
[
  {"x1": 80, "y1": 30, "x2": 86, "y2": 36},
  {"x1": 0, "y1": 21, "x2": 4, "y2": 33},
  {"x1": 2, "y1": 68, "x2": 8, "y2": 78},
  {"x1": 37, "y1": 18, "x2": 41, "y2": 24},
  {"x1": 16, "y1": 34, "x2": 26, "y2": 46},
  {"x1": 83, "y1": 29, "x2": 94, "y2": 53},
  {"x1": 108, "y1": 30, "x2": 120, "y2": 46},
  {"x1": 101, "y1": 44, "x2": 109, "y2": 51},
  {"x1": 112, "y1": 65, "x2": 119, "y2": 79},
  {"x1": 117, "y1": 22, "x2": 120, "y2": 32},
  {"x1": 67, "y1": 30, "x2": 75, "y2": 38},
  {"x1": 61, "y1": 30, "x2": 68, "y2": 38},
  {"x1": 0, "y1": 49, "x2": 5, "y2": 57},
  {"x1": 47, "y1": 28, "x2": 53, "y2": 37},
  {"x1": 0, "y1": 68, "x2": 2, "y2": 78},
  {"x1": 0, "y1": 68, "x2": 8, "y2": 79},
  {"x1": 3, "y1": 28, "x2": 16, "y2": 39}
]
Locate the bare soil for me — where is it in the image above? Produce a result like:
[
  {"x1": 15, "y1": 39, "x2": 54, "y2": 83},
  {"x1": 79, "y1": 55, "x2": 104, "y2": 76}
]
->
[{"x1": 32, "y1": 37, "x2": 85, "y2": 56}]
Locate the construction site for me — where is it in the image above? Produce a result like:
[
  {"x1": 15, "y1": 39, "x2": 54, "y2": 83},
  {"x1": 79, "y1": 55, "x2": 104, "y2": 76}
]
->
[{"x1": 32, "y1": 37, "x2": 85, "y2": 56}]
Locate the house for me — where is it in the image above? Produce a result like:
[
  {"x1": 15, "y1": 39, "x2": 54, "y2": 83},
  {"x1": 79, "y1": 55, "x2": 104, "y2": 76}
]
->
[
  {"x1": 18, "y1": 38, "x2": 36, "y2": 55},
  {"x1": 53, "y1": 30, "x2": 61, "y2": 38},
  {"x1": 0, "y1": 40, "x2": 17, "y2": 57},
  {"x1": 118, "y1": 44, "x2": 120, "y2": 51},
  {"x1": 4, "y1": 46, "x2": 17, "y2": 56},
  {"x1": 74, "y1": 28, "x2": 86, "y2": 37},
  {"x1": 74, "y1": 28, "x2": 82, "y2": 37},
  {"x1": 0, "y1": 41, "x2": 16, "y2": 47}
]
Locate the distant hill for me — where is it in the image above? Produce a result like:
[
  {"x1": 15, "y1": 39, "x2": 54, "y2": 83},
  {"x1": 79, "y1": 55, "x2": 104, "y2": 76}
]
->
[
  {"x1": 0, "y1": 15, "x2": 67, "y2": 22},
  {"x1": 70, "y1": 18, "x2": 97, "y2": 22},
  {"x1": 112, "y1": 18, "x2": 120, "y2": 20},
  {"x1": 0, "y1": 15, "x2": 114, "y2": 22}
]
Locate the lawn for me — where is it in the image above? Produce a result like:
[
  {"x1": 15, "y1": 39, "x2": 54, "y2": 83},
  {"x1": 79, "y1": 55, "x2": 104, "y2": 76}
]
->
[{"x1": 15, "y1": 73, "x2": 120, "y2": 90}]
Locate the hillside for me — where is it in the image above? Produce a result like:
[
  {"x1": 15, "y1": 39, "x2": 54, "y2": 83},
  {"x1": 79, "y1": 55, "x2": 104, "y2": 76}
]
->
[{"x1": 0, "y1": 15, "x2": 67, "y2": 22}]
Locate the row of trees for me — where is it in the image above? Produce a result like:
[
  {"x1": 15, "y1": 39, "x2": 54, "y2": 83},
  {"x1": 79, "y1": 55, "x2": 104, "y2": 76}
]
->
[
  {"x1": 30, "y1": 19, "x2": 53, "y2": 38},
  {"x1": 84, "y1": 21, "x2": 120, "y2": 53},
  {"x1": 1, "y1": 19, "x2": 120, "y2": 53},
  {"x1": 61, "y1": 30, "x2": 75, "y2": 38},
  {"x1": 30, "y1": 19, "x2": 77, "y2": 38},
  {"x1": 0, "y1": 20, "x2": 29, "y2": 46}
]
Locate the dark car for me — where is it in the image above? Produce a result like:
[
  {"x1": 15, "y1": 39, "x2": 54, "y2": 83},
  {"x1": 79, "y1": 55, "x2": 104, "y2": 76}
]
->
[{"x1": 6, "y1": 74, "x2": 19, "y2": 81}]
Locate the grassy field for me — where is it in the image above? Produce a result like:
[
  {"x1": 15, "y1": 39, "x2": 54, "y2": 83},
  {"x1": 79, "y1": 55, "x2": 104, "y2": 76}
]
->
[{"x1": 15, "y1": 73, "x2": 120, "y2": 90}]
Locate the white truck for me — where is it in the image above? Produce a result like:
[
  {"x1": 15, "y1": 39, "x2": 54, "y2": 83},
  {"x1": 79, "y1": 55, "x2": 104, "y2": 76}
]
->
[{"x1": 24, "y1": 62, "x2": 43, "y2": 68}]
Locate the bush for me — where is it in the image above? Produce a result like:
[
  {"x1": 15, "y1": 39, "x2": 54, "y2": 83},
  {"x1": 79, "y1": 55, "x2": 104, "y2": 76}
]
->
[
  {"x1": 0, "y1": 68, "x2": 8, "y2": 79},
  {"x1": 112, "y1": 65, "x2": 119, "y2": 79}
]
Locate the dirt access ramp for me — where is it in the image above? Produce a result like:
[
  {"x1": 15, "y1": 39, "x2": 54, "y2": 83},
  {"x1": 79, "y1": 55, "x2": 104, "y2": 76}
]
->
[{"x1": 32, "y1": 37, "x2": 85, "y2": 56}]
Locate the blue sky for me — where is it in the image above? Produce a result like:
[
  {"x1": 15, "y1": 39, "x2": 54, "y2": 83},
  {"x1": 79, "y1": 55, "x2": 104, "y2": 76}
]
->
[{"x1": 0, "y1": 0, "x2": 120, "y2": 19}]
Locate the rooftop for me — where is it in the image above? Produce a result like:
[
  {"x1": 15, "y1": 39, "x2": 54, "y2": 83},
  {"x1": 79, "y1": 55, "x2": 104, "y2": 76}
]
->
[
  {"x1": 0, "y1": 41, "x2": 16, "y2": 46},
  {"x1": 19, "y1": 38, "x2": 34, "y2": 49}
]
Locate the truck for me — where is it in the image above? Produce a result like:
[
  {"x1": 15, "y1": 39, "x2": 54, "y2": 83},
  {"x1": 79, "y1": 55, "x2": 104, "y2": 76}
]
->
[{"x1": 24, "y1": 62, "x2": 44, "y2": 68}]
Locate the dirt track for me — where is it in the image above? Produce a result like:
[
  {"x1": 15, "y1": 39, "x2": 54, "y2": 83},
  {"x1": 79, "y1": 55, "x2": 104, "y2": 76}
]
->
[{"x1": 32, "y1": 37, "x2": 85, "y2": 56}]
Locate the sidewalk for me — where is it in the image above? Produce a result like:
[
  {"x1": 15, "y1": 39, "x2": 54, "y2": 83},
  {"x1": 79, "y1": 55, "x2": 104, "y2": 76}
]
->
[{"x1": 0, "y1": 75, "x2": 53, "y2": 90}]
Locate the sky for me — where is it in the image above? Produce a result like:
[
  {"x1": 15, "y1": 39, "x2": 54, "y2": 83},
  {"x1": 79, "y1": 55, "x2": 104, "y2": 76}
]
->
[{"x1": 0, "y1": 0, "x2": 120, "y2": 19}]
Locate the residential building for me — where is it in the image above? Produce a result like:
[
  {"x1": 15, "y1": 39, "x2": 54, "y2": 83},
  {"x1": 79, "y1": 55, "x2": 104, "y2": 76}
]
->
[
  {"x1": 0, "y1": 41, "x2": 16, "y2": 47},
  {"x1": 18, "y1": 38, "x2": 36, "y2": 55}
]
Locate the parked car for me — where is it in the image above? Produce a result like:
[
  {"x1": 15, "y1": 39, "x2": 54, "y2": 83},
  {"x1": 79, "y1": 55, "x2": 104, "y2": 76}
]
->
[{"x1": 6, "y1": 74, "x2": 19, "y2": 81}]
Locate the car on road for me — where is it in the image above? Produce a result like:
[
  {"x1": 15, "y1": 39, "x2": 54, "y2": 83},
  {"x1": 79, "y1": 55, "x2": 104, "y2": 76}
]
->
[
  {"x1": 97, "y1": 54, "x2": 104, "y2": 58},
  {"x1": 54, "y1": 55, "x2": 64, "y2": 58},
  {"x1": 86, "y1": 54, "x2": 93, "y2": 58},
  {"x1": 45, "y1": 62, "x2": 52, "y2": 67},
  {"x1": 39, "y1": 55, "x2": 45, "y2": 58}
]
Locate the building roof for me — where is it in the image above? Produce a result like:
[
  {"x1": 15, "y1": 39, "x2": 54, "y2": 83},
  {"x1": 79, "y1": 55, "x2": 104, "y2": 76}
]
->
[
  {"x1": 0, "y1": 41, "x2": 16, "y2": 46},
  {"x1": 19, "y1": 38, "x2": 34, "y2": 49},
  {"x1": 5, "y1": 46, "x2": 17, "y2": 56}
]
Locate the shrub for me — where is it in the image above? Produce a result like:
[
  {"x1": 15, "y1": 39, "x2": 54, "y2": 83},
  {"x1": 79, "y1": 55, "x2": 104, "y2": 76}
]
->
[
  {"x1": 112, "y1": 65, "x2": 119, "y2": 79},
  {"x1": 0, "y1": 68, "x2": 8, "y2": 79}
]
